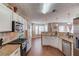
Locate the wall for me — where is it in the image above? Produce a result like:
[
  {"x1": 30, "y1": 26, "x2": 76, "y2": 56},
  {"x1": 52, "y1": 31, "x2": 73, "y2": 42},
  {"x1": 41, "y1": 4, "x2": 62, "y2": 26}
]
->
[
  {"x1": 48, "y1": 22, "x2": 73, "y2": 33},
  {"x1": 48, "y1": 23, "x2": 59, "y2": 32}
]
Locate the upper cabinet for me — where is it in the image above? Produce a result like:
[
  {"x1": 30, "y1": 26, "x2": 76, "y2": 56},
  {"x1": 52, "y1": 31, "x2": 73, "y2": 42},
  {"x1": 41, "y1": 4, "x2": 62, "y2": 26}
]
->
[
  {"x1": 0, "y1": 4, "x2": 27, "y2": 32},
  {"x1": 23, "y1": 18, "x2": 27, "y2": 31},
  {"x1": 18, "y1": 15, "x2": 27, "y2": 31},
  {"x1": 12, "y1": 12, "x2": 18, "y2": 22},
  {"x1": 0, "y1": 4, "x2": 12, "y2": 32}
]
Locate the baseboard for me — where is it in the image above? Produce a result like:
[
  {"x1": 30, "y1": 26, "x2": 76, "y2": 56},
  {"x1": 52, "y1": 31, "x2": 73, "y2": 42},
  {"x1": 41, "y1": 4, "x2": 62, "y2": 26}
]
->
[{"x1": 43, "y1": 45, "x2": 65, "y2": 56}]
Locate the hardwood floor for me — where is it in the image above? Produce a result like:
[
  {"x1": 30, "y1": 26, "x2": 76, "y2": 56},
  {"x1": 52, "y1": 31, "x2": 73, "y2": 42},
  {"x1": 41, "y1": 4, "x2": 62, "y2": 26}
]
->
[
  {"x1": 74, "y1": 48, "x2": 79, "y2": 56},
  {"x1": 27, "y1": 38, "x2": 64, "y2": 56}
]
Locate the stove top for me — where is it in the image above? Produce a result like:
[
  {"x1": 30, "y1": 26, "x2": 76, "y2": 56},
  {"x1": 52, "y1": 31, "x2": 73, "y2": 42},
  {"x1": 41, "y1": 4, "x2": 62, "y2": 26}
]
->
[
  {"x1": 9, "y1": 38, "x2": 26, "y2": 44},
  {"x1": 8, "y1": 38, "x2": 27, "y2": 56}
]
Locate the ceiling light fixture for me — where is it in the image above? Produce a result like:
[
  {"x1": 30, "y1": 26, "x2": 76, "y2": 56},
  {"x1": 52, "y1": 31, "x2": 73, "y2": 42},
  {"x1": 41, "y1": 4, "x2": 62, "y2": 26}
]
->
[{"x1": 41, "y1": 3, "x2": 52, "y2": 14}]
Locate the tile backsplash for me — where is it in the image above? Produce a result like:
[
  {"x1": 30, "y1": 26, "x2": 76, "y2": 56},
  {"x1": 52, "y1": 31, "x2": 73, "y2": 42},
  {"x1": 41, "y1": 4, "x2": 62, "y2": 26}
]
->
[{"x1": 0, "y1": 32, "x2": 18, "y2": 44}]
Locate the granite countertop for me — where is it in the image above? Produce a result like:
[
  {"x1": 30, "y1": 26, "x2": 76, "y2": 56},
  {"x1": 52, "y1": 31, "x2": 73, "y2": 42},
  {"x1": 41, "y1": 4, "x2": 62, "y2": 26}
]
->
[
  {"x1": 58, "y1": 36, "x2": 73, "y2": 43},
  {"x1": 0, "y1": 44, "x2": 20, "y2": 56},
  {"x1": 42, "y1": 34, "x2": 73, "y2": 43}
]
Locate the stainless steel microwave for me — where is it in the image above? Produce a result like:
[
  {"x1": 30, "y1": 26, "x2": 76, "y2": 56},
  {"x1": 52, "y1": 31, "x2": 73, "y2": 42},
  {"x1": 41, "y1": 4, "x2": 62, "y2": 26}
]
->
[{"x1": 12, "y1": 21, "x2": 23, "y2": 32}]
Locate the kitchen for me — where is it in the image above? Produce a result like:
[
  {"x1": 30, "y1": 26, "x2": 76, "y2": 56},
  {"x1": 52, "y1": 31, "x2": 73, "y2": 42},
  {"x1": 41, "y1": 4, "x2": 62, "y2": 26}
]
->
[{"x1": 0, "y1": 3, "x2": 78, "y2": 56}]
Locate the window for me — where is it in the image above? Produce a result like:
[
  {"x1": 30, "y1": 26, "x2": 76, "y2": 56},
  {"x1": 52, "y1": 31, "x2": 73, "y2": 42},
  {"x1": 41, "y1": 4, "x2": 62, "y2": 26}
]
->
[
  {"x1": 59, "y1": 25, "x2": 73, "y2": 33},
  {"x1": 34, "y1": 24, "x2": 48, "y2": 35},
  {"x1": 45, "y1": 25, "x2": 48, "y2": 32},
  {"x1": 59, "y1": 26, "x2": 65, "y2": 32},
  {"x1": 35, "y1": 25, "x2": 39, "y2": 35},
  {"x1": 39, "y1": 25, "x2": 44, "y2": 34}
]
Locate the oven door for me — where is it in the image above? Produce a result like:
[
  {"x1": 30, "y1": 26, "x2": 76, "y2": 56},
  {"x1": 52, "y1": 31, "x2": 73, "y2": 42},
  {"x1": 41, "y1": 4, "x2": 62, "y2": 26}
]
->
[{"x1": 21, "y1": 41, "x2": 27, "y2": 55}]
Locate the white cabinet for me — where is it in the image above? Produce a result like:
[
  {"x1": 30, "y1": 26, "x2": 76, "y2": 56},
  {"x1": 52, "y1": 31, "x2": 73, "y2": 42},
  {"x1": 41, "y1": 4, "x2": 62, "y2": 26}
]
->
[
  {"x1": 0, "y1": 4, "x2": 27, "y2": 32},
  {"x1": 42, "y1": 36, "x2": 50, "y2": 45},
  {"x1": 42, "y1": 36, "x2": 63, "y2": 51},
  {"x1": 12, "y1": 12, "x2": 18, "y2": 22},
  {"x1": 42, "y1": 36, "x2": 59, "y2": 48},
  {"x1": 21, "y1": 18, "x2": 27, "y2": 31},
  {"x1": 62, "y1": 40, "x2": 71, "y2": 56},
  {"x1": 0, "y1": 4, "x2": 12, "y2": 32},
  {"x1": 51, "y1": 37, "x2": 58, "y2": 48},
  {"x1": 10, "y1": 47, "x2": 20, "y2": 56},
  {"x1": 49, "y1": 37, "x2": 56, "y2": 47},
  {"x1": 42, "y1": 36, "x2": 72, "y2": 56},
  {"x1": 50, "y1": 37, "x2": 62, "y2": 51},
  {"x1": 23, "y1": 20, "x2": 27, "y2": 31},
  {"x1": 57, "y1": 38, "x2": 62, "y2": 51}
]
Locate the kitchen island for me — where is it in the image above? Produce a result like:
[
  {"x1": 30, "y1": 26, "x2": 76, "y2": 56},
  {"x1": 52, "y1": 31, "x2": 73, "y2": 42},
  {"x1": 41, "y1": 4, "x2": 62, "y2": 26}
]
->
[{"x1": 41, "y1": 32, "x2": 73, "y2": 56}]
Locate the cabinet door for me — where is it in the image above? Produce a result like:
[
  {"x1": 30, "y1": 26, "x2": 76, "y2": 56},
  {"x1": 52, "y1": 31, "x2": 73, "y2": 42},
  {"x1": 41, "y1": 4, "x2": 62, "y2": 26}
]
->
[
  {"x1": 50, "y1": 37, "x2": 58, "y2": 48},
  {"x1": 62, "y1": 40, "x2": 71, "y2": 56},
  {"x1": 0, "y1": 4, "x2": 12, "y2": 32},
  {"x1": 42, "y1": 36, "x2": 50, "y2": 45},
  {"x1": 49, "y1": 37, "x2": 55, "y2": 47},
  {"x1": 12, "y1": 12, "x2": 18, "y2": 22},
  {"x1": 57, "y1": 38, "x2": 62, "y2": 51},
  {"x1": 23, "y1": 19, "x2": 27, "y2": 31}
]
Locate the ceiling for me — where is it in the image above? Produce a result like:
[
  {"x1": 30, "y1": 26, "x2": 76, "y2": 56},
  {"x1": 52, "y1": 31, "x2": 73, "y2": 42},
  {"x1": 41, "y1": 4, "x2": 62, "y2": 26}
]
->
[
  {"x1": 10, "y1": 3, "x2": 56, "y2": 17},
  {"x1": 9, "y1": 3, "x2": 79, "y2": 24}
]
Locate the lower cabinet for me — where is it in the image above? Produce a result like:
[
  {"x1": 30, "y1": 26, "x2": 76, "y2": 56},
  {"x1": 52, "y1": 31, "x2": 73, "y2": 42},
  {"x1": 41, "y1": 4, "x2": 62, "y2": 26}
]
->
[
  {"x1": 50, "y1": 37, "x2": 58, "y2": 48},
  {"x1": 42, "y1": 36, "x2": 72, "y2": 56},
  {"x1": 57, "y1": 38, "x2": 62, "y2": 51},
  {"x1": 42, "y1": 36, "x2": 61, "y2": 49},
  {"x1": 42, "y1": 36, "x2": 50, "y2": 45},
  {"x1": 10, "y1": 47, "x2": 20, "y2": 56},
  {"x1": 62, "y1": 40, "x2": 71, "y2": 56}
]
